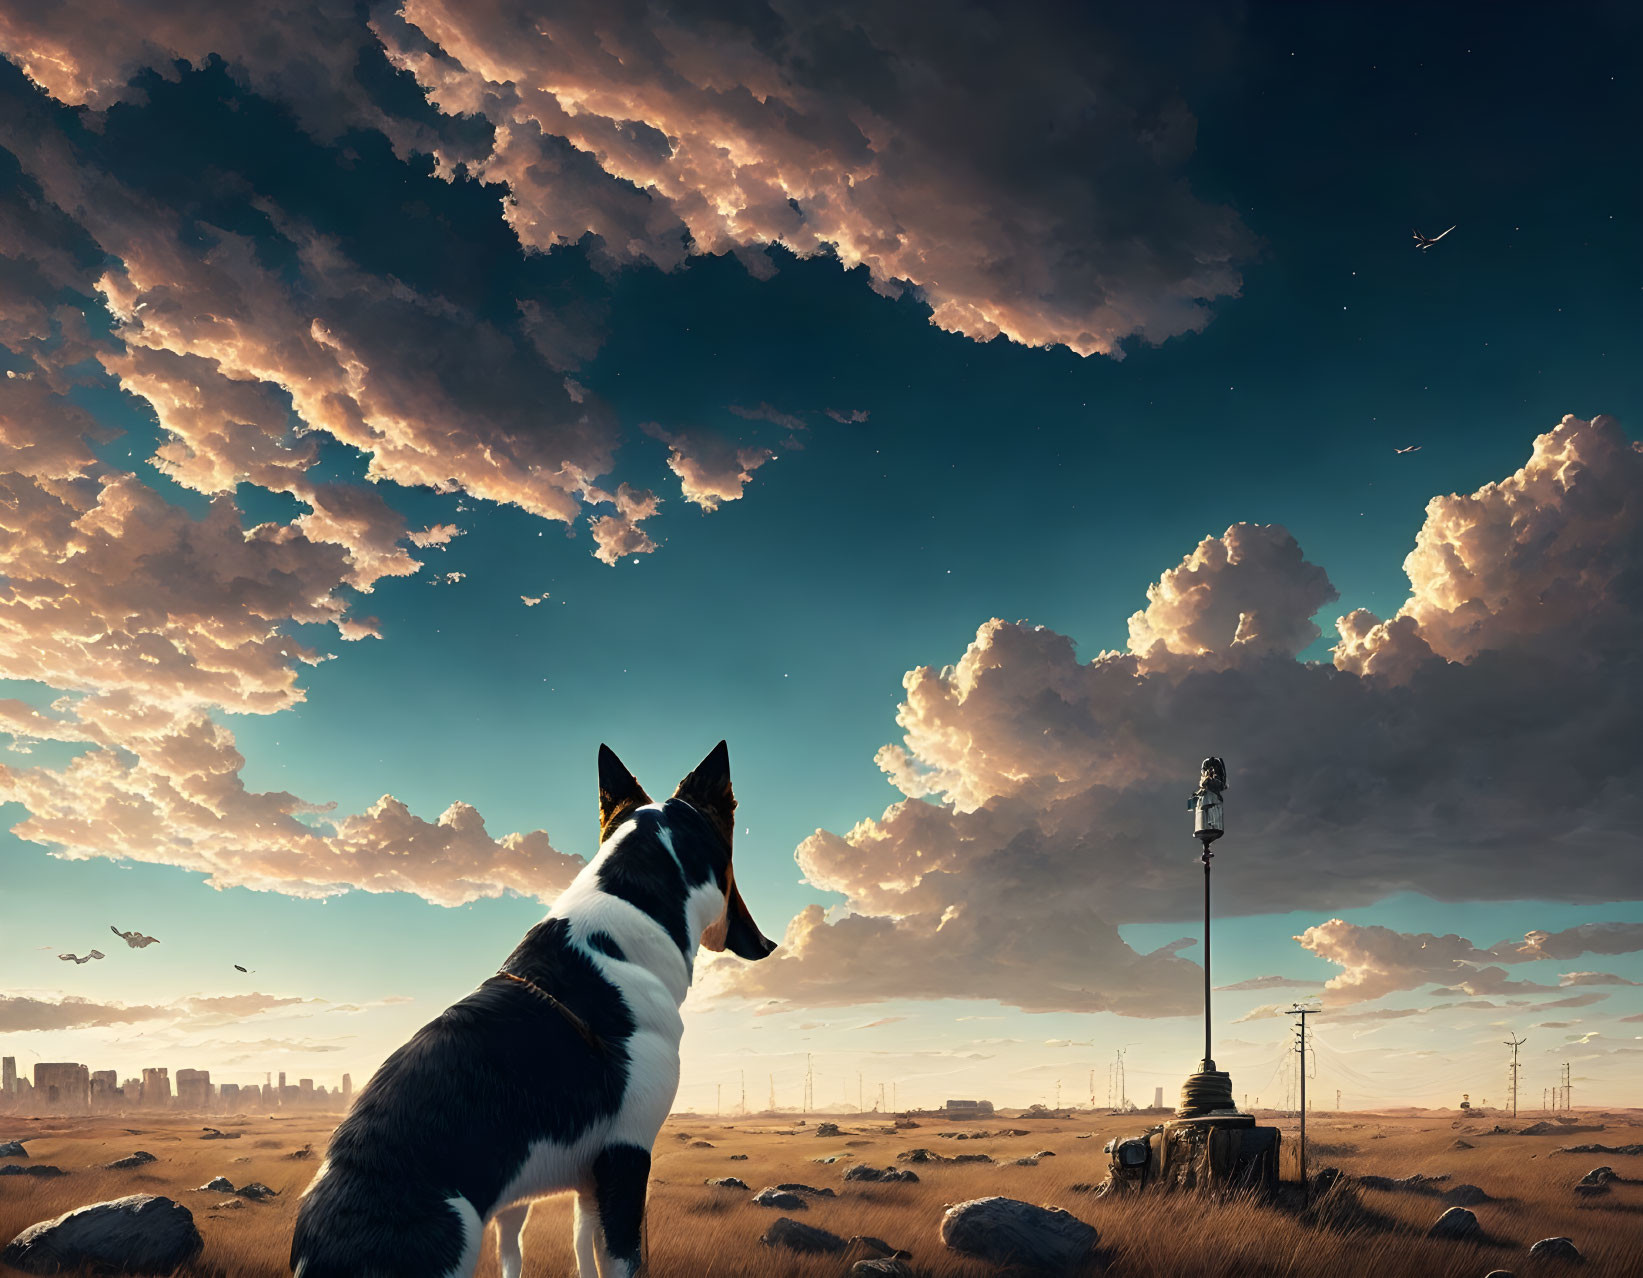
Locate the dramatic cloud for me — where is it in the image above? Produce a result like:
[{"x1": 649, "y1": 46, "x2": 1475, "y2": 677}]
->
[
  {"x1": 587, "y1": 483, "x2": 662, "y2": 566},
  {"x1": 0, "y1": 990, "x2": 306, "y2": 1032},
  {"x1": 645, "y1": 424, "x2": 777, "y2": 512},
  {"x1": 1296, "y1": 918, "x2": 1643, "y2": 1004},
  {"x1": 725, "y1": 415, "x2": 1643, "y2": 1014}
]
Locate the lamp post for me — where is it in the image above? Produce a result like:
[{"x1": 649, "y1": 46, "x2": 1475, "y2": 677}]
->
[{"x1": 1178, "y1": 756, "x2": 1234, "y2": 1117}]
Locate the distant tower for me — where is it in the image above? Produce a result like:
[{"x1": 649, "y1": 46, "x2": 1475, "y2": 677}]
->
[
  {"x1": 342, "y1": 1073, "x2": 352, "y2": 1103},
  {"x1": 2, "y1": 1056, "x2": 15, "y2": 1096}
]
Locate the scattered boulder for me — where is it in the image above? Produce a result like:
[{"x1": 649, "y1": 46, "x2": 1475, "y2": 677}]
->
[
  {"x1": 0, "y1": 1165, "x2": 66, "y2": 1178},
  {"x1": 776, "y1": 1182, "x2": 835, "y2": 1198},
  {"x1": 1360, "y1": 1172, "x2": 1450, "y2": 1193},
  {"x1": 105, "y1": 1151, "x2": 157, "y2": 1170},
  {"x1": 1011, "y1": 1157, "x2": 1040, "y2": 1166},
  {"x1": 199, "y1": 1176, "x2": 235, "y2": 1192},
  {"x1": 1035, "y1": 1150, "x2": 1056, "y2": 1158},
  {"x1": 213, "y1": 1200, "x2": 245, "y2": 1211},
  {"x1": 690, "y1": 1140, "x2": 715, "y2": 1149},
  {"x1": 950, "y1": 1153, "x2": 994, "y2": 1164},
  {"x1": 286, "y1": 1144, "x2": 314, "y2": 1160},
  {"x1": 1, "y1": 1194, "x2": 202, "y2": 1276},
  {"x1": 1552, "y1": 1143, "x2": 1643, "y2": 1157},
  {"x1": 706, "y1": 1177, "x2": 748, "y2": 1190},
  {"x1": 752, "y1": 1187, "x2": 808, "y2": 1210},
  {"x1": 1577, "y1": 1167, "x2": 1616, "y2": 1186},
  {"x1": 815, "y1": 1122, "x2": 841, "y2": 1138},
  {"x1": 844, "y1": 1235, "x2": 908, "y2": 1262},
  {"x1": 843, "y1": 1165, "x2": 918, "y2": 1183},
  {"x1": 759, "y1": 1217, "x2": 844, "y2": 1254},
  {"x1": 941, "y1": 1197, "x2": 1098, "y2": 1272},
  {"x1": 897, "y1": 1148, "x2": 939, "y2": 1164},
  {"x1": 1452, "y1": 1139, "x2": 1475, "y2": 1150},
  {"x1": 0, "y1": 1141, "x2": 28, "y2": 1158},
  {"x1": 198, "y1": 1127, "x2": 240, "y2": 1140},
  {"x1": 1441, "y1": 1184, "x2": 1491, "y2": 1206},
  {"x1": 894, "y1": 1119, "x2": 920, "y2": 1130},
  {"x1": 1427, "y1": 1207, "x2": 1480, "y2": 1240},
  {"x1": 1527, "y1": 1236, "x2": 1583, "y2": 1263},
  {"x1": 235, "y1": 1183, "x2": 279, "y2": 1201},
  {"x1": 728, "y1": 1153, "x2": 749, "y2": 1160}
]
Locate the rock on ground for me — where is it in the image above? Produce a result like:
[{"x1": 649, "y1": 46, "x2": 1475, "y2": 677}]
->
[
  {"x1": 1577, "y1": 1166, "x2": 1616, "y2": 1186},
  {"x1": 1427, "y1": 1207, "x2": 1480, "y2": 1240},
  {"x1": 2, "y1": 1194, "x2": 202, "y2": 1275},
  {"x1": 940, "y1": 1197, "x2": 1098, "y2": 1272},
  {"x1": 1441, "y1": 1184, "x2": 1491, "y2": 1205},
  {"x1": 0, "y1": 1141, "x2": 28, "y2": 1158},
  {"x1": 706, "y1": 1177, "x2": 749, "y2": 1190},
  {"x1": 198, "y1": 1127, "x2": 240, "y2": 1140},
  {"x1": 844, "y1": 1164, "x2": 918, "y2": 1183},
  {"x1": 1452, "y1": 1139, "x2": 1475, "y2": 1150},
  {"x1": 759, "y1": 1217, "x2": 845, "y2": 1254},
  {"x1": 198, "y1": 1176, "x2": 235, "y2": 1192},
  {"x1": 775, "y1": 1183, "x2": 835, "y2": 1198},
  {"x1": 1528, "y1": 1236, "x2": 1583, "y2": 1263},
  {"x1": 1, "y1": 1165, "x2": 66, "y2": 1178},
  {"x1": 106, "y1": 1151, "x2": 157, "y2": 1170},
  {"x1": 752, "y1": 1187, "x2": 808, "y2": 1210},
  {"x1": 234, "y1": 1183, "x2": 278, "y2": 1201},
  {"x1": 815, "y1": 1122, "x2": 841, "y2": 1137}
]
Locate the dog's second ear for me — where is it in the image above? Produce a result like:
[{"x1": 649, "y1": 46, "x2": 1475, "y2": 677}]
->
[
  {"x1": 674, "y1": 740, "x2": 735, "y2": 847},
  {"x1": 599, "y1": 745, "x2": 652, "y2": 842}
]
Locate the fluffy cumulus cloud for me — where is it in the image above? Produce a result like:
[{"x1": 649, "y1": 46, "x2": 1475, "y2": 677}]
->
[
  {"x1": 725, "y1": 415, "x2": 1643, "y2": 1014},
  {"x1": 1296, "y1": 918, "x2": 1643, "y2": 1004},
  {"x1": 0, "y1": 0, "x2": 1250, "y2": 359},
  {"x1": 645, "y1": 424, "x2": 777, "y2": 511}
]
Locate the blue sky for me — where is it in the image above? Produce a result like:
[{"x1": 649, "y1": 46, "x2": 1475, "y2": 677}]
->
[{"x1": 1, "y1": 1, "x2": 1640, "y2": 1111}]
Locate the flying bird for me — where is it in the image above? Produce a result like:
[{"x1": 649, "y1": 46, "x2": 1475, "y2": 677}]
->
[
  {"x1": 234, "y1": 964, "x2": 253, "y2": 973},
  {"x1": 1413, "y1": 226, "x2": 1455, "y2": 250},
  {"x1": 59, "y1": 950, "x2": 106, "y2": 964},
  {"x1": 111, "y1": 925, "x2": 160, "y2": 948},
  {"x1": 1394, "y1": 445, "x2": 1422, "y2": 454}
]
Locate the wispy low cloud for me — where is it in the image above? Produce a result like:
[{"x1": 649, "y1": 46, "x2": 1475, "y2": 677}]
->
[
  {"x1": 723, "y1": 416, "x2": 1643, "y2": 1017},
  {"x1": 1296, "y1": 918, "x2": 1643, "y2": 1004},
  {"x1": 0, "y1": 991, "x2": 307, "y2": 1033},
  {"x1": 1215, "y1": 975, "x2": 1319, "y2": 992}
]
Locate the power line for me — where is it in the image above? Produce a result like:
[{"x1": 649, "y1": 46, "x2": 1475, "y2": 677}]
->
[{"x1": 1503, "y1": 1035, "x2": 1525, "y2": 1118}]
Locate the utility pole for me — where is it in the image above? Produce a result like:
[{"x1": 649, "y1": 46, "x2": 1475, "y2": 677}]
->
[
  {"x1": 803, "y1": 1054, "x2": 814, "y2": 1114},
  {"x1": 1089, "y1": 1069, "x2": 1095, "y2": 1108},
  {"x1": 1287, "y1": 1005, "x2": 1322, "y2": 1190},
  {"x1": 1336, "y1": 1088, "x2": 1341, "y2": 1112},
  {"x1": 1504, "y1": 1035, "x2": 1525, "y2": 1118},
  {"x1": 1561, "y1": 1061, "x2": 1572, "y2": 1114},
  {"x1": 858, "y1": 1072, "x2": 863, "y2": 1115},
  {"x1": 892, "y1": 1081, "x2": 897, "y2": 1112},
  {"x1": 740, "y1": 1070, "x2": 746, "y2": 1116},
  {"x1": 716, "y1": 1083, "x2": 721, "y2": 1116},
  {"x1": 769, "y1": 1074, "x2": 776, "y2": 1113}
]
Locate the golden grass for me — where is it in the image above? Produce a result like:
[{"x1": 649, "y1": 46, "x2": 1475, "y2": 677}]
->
[{"x1": 2, "y1": 1109, "x2": 1639, "y2": 1276}]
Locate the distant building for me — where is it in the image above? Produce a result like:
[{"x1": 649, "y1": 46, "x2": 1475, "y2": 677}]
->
[
  {"x1": 219, "y1": 1083, "x2": 242, "y2": 1112},
  {"x1": 34, "y1": 1062, "x2": 91, "y2": 1113},
  {"x1": 91, "y1": 1070, "x2": 119, "y2": 1108},
  {"x1": 2, "y1": 1056, "x2": 15, "y2": 1096},
  {"x1": 1153, "y1": 1086, "x2": 1165, "y2": 1109},
  {"x1": 341, "y1": 1073, "x2": 352, "y2": 1104},
  {"x1": 175, "y1": 1068, "x2": 211, "y2": 1111},
  {"x1": 943, "y1": 1098, "x2": 995, "y2": 1118},
  {"x1": 141, "y1": 1067, "x2": 171, "y2": 1108}
]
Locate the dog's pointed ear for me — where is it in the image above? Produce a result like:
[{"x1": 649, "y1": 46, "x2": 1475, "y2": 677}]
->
[
  {"x1": 674, "y1": 740, "x2": 735, "y2": 846},
  {"x1": 599, "y1": 744, "x2": 652, "y2": 842}
]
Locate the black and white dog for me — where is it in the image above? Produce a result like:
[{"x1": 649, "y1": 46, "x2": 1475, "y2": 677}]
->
[{"x1": 290, "y1": 742, "x2": 775, "y2": 1278}]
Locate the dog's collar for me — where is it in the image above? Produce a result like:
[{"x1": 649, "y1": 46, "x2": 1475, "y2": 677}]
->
[{"x1": 494, "y1": 969, "x2": 607, "y2": 1054}]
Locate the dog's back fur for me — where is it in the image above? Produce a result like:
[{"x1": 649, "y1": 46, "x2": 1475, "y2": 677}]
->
[{"x1": 291, "y1": 746, "x2": 773, "y2": 1278}]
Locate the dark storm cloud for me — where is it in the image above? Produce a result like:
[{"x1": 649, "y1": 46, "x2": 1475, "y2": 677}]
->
[
  {"x1": 720, "y1": 415, "x2": 1643, "y2": 1015},
  {"x1": 0, "y1": 0, "x2": 1253, "y2": 357}
]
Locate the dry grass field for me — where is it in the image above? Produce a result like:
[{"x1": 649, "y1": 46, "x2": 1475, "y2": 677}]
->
[{"x1": 2, "y1": 1108, "x2": 1639, "y2": 1276}]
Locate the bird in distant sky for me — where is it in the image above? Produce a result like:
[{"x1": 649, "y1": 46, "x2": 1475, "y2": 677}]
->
[
  {"x1": 1413, "y1": 226, "x2": 1455, "y2": 250},
  {"x1": 1394, "y1": 445, "x2": 1422, "y2": 454},
  {"x1": 59, "y1": 950, "x2": 105, "y2": 964},
  {"x1": 234, "y1": 964, "x2": 253, "y2": 973},
  {"x1": 111, "y1": 925, "x2": 160, "y2": 948}
]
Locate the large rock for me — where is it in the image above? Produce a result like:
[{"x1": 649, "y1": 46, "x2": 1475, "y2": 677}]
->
[
  {"x1": 198, "y1": 1176, "x2": 235, "y2": 1192},
  {"x1": 706, "y1": 1177, "x2": 748, "y2": 1190},
  {"x1": 1577, "y1": 1166, "x2": 1615, "y2": 1186},
  {"x1": 941, "y1": 1197, "x2": 1098, "y2": 1272},
  {"x1": 0, "y1": 1141, "x2": 28, "y2": 1158},
  {"x1": 1427, "y1": 1207, "x2": 1480, "y2": 1240},
  {"x1": 775, "y1": 1182, "x2": 835, "y2": 1198},
  {"x1": 844, "y1": 1164, "x2": 919, "y2": 1183},
  {"x1": 234, "y1": 1182, "x2": 278, "y2": 1201},
  {"x1": 1, "y1": 1165, "x2": 66, "y2": 1178},
  {"x1": 752, "y1": 1187, "x2": 808, "y2": 1210},
  {"x1": 1441, "y1": 1184, "x2": 1491, "y2": 1205},
  {"x1": 759, "y1": 1217, "x2": 845, "y2": 1254},
  {"x1": 1527, "y1": 1236, "x2": 1583, "y2": 1263},
  {"x1": 2, "y1": 1194, "x2": 202, "y2": 1275},
  {"x1": 897, "y1": 1148, "x2": 939, "y2": 1164},
  {"x1": 106, "y1": 1152, "x2": 157, "y2": 1170},
  {"x1": 815, "y1": 1122, "x2": 841, "y2": 1137}
]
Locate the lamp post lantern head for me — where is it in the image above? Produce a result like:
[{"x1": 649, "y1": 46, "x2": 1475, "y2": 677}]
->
[{"x1": 1189, "y1": 756, "x2": 1227, "y2": 845}]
